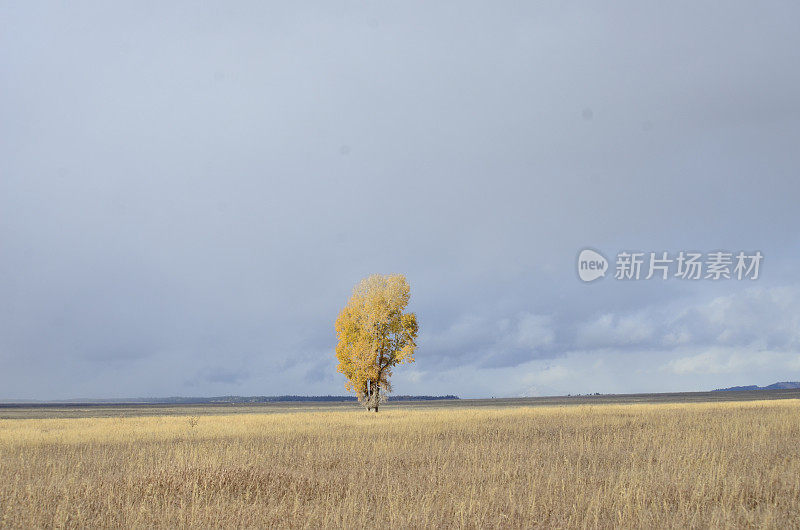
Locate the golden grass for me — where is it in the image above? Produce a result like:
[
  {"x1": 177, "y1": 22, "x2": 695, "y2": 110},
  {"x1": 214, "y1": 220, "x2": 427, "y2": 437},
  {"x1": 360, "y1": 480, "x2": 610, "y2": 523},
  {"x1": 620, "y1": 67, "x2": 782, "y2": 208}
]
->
[{"x1": 1, "y1": 400, "x2": 799, "y2": 528}]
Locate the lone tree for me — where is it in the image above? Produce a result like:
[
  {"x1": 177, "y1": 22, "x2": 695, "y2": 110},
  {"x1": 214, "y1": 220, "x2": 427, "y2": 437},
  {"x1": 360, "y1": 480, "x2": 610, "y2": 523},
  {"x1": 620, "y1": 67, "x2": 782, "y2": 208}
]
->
[{"x1": 335, "y1": 274, "x2": 418, "y2": 412}]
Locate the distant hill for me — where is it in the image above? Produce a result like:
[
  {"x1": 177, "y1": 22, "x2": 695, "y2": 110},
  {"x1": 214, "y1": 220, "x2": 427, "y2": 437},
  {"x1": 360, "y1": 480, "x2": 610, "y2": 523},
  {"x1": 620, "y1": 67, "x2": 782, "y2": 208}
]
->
[{"x1": 713, "y1": 382, "x2": 800, "y2": 391}]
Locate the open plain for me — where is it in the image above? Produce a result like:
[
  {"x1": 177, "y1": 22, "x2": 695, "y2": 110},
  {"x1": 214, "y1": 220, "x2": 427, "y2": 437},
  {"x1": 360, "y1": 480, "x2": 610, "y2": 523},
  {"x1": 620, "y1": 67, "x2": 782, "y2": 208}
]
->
[{"x1": 1, "y1": 394, "x2": 799, "y2": 528}]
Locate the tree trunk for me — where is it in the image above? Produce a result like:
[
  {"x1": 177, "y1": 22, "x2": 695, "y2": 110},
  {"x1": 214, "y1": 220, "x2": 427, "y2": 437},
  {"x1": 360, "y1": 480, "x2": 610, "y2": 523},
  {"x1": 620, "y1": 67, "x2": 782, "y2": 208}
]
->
[{"x1": 364, "y1": 379, "x2": 380, "y2": 412}]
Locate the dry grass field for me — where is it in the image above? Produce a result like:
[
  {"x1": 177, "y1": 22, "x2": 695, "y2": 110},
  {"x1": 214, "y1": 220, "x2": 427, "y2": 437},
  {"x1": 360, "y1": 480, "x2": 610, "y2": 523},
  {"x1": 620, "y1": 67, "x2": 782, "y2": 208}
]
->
[{"x1": 1, "y1": 399, "x2": 799, "y2": 528}]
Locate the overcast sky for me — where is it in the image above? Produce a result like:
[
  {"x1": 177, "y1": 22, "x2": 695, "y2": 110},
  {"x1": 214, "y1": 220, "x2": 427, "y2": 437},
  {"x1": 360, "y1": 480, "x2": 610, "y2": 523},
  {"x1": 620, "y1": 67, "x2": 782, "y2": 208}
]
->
[{"x1": 2, "y1": 2, "x2": 800, "y2": 400}]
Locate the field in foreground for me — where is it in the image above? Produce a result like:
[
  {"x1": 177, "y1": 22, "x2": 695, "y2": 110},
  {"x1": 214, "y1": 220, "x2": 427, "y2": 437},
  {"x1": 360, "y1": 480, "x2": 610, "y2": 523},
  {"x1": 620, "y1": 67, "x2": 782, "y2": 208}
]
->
[{"x1": 1, "y1": 400, "x2": 799, "y2": 528}]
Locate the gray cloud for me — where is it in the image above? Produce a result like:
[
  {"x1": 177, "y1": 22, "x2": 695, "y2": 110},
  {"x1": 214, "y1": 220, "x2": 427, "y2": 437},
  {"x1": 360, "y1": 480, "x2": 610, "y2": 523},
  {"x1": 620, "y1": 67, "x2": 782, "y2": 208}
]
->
[
  {"x1": 421, "y1": 312, "x2": 557, "y2": 368},
  {"x1": 576, "y1": 286, "x2": 800, "y2": 354},
  {"x1": 1, "y1": 1, "x2": 800, "y2": 399},
  {"x1": 190, "y1": 366, "x2": 250, "y2": 386},
  {"x1": 420, "y1": 286, "x2": 800, "y2": 381}
]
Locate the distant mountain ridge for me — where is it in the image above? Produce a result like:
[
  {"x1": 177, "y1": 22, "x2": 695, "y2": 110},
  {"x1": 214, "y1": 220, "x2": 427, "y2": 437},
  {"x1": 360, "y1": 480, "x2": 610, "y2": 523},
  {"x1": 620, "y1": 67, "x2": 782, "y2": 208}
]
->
[{"x1": 713, "y1": 382, "x2": 800, "y2": 391}]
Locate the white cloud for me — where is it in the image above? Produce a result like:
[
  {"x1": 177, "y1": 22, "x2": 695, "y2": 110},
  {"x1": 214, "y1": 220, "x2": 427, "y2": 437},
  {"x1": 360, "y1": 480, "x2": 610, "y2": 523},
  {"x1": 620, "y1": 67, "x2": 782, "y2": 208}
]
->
[
  {"x1": 521, "y1": 364, "x2": 570, "y2": 386},
  {"x1": 574, "y1": 286, "x2": 800, "y2": 354},
  {"x1": 661, "y1": 347, "x2": 798, "y2": 375},
  {"x1": 577, "y1": 312, "x2": 655, "y2": 348},
  {"x1": 418, "y1": 285, "x2": 800, "y2": 383},
  {"x1": 403, "y1": 370, "x2": 425, "y2": 384}
]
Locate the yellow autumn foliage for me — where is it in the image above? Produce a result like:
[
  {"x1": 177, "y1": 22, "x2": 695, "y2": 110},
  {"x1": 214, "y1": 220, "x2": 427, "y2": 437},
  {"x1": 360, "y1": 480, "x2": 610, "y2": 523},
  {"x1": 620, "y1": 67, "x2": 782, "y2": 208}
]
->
[{"x1": 335, "y1": 274, "x2": 418, "y2": 410}]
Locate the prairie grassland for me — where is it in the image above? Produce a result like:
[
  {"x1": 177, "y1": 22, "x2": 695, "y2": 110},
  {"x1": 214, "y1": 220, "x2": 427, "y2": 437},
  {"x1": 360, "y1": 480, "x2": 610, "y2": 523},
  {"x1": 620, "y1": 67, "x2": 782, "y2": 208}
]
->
[{"x1": 1, "y1": 400, "x2": 799, "y2": 528}]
